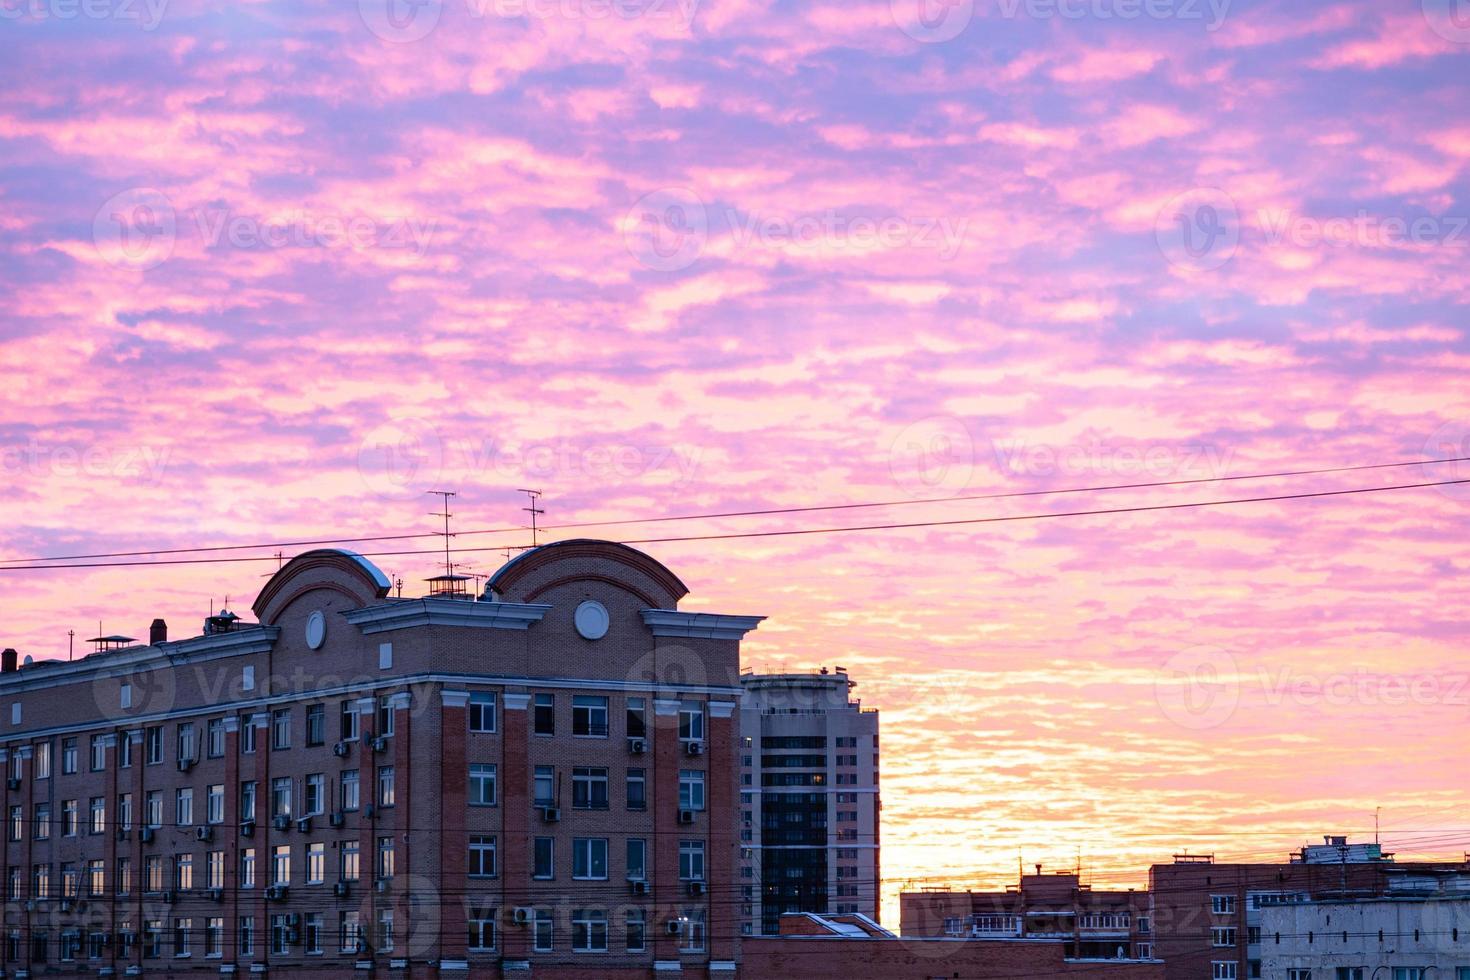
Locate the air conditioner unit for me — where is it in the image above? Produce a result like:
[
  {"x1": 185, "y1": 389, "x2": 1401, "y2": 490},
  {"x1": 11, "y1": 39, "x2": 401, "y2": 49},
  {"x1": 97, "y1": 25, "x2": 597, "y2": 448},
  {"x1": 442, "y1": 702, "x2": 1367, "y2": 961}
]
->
[
  {"x1": 116, "y1": 827, "x2": 128, "y2": 842},
  {"x1": 266, "y1": 885, "x2": 288, "y2": 901},
  {"x1": 5, "y1": 777, "x2": 19, "y2": 791},
  {"x1": 60, "y1": 899, "x2": 73, "y2": 912},
  {"x1": 540, "y1": 806, "x2": 561, "y2": 823},
  {"x1": 240, "y1": 820, "x2": 256, "y2": 837},
  {"x1": 329, "y1": 811, "x2": 345, "y2": 828},
  {"x1": 374, "y1": 878, "x2": 389, "y2": 894},
  {"x1": 685, "y1": 740, "x2": 704, "y2": 756},
  {"x1": 296, "y1": 817, "x2": 312, "y2": 833},
  {"x1": 177, "y1": 758, "x2": 194, "y2": 772},
  {"x1": 512, "y1": 907, "x2": 532, "y2": 925},
  {"x1": 371, "y1": 736, "x2": 388, "y2": 753},
  {"x1": 139, "y1": 827, "x2": 154, "y2": 843},
  {"x1": 678, "y1": 809, "x2": 696, "y2": 824},
  {"x1": 162, "y1": 891, "x2": 176, "y2": 904},
  {"x1": 354, "y1": 939, "x2": 370, "y2": 954},
  {"x1": 665, "y1": 919, "x2": 683, "y2": 936},
  {"x1": 333, "y1": 741, "x2": 350, "y2": 758},
  {"x1": 273, "y1": 815, "x2": 291, "y2": 831},
  {"x1": 206, "y1": 888, "x2": 222, "y2": 902},
  {"x1": 196, "y1": 825, "x2": 214, "y2": 842},
  {"x1": 333, "y1": 881, "x2": 350, "y2": 898},
  {"x1": 364, "y1": 804, "x2": 376, "y2": 818},
  {"x1": 689, "y1": 881, "x2": 707, "y2": 897},
  {"x1": 287, "y1": 913, "x2": 302, "y2": 928},
  {"x1": 630, "y1": 880, "x2": 649, "y2": 896},
  {"x1": 287, "y1": 928, "x2": 301, "y2": 945},
  {"x1": 628, "y1": 737, "x2": 646, "y2": 755}
]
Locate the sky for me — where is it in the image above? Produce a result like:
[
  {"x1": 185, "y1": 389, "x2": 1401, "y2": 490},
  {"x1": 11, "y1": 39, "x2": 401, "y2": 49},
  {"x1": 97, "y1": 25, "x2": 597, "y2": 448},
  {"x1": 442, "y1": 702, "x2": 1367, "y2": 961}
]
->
[{"x1": 1, "y1": 0, "x2": 1468, "y2": 925}]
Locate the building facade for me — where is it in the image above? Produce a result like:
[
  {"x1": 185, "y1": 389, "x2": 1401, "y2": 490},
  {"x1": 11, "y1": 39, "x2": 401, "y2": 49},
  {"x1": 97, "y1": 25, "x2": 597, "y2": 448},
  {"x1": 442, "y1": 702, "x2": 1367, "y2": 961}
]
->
[
  {"x1": 1149, "y1": 837, "x2": 1470, "y2": 980},
  {"x1": 0, "y1": 539, "x2": 763, "y2": 978},
  {"x1": 1257, "y1": 870, "x2": 1470, "y2": 980},
  {"x1": 901, "y1": 869, "x2": 1153, "y2": 960},
  {"x1": 737, "y1": 672, "x2": 879, "y2": 936}
]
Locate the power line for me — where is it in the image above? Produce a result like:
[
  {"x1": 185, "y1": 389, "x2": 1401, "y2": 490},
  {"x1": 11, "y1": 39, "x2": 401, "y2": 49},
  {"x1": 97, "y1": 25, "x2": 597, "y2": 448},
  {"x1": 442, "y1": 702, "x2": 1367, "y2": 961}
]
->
[{"x1": 4, "y1": 455, "x2": 1466, "y2": 566}]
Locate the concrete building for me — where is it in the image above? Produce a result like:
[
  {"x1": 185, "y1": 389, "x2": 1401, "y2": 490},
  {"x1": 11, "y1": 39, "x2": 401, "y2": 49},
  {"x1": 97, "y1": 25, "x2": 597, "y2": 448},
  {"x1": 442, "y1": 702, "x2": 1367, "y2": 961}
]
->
[
  {"x1": 1258, "y1": 869, "x2": 1470, "y2": 980},
  {"x1": 901, "y1": 869, "x2": 1154, "y2": 959},
  {"x1": 0, "y1": 539, "x2": 763, "y2": 978},
  {"x1": 1149, "y1": 836, "x2": 1470, "y2": 980},
  {"x1": 737, "y1": 671, "x2": 879, "y2": 936}
]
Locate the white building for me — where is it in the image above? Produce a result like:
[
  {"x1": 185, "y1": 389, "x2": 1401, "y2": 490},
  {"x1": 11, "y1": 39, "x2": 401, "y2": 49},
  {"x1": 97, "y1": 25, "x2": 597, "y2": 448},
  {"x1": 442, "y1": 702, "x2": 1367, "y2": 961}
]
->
[
  {"x1": 738, "y1": 670, "x2": 880, "y2": 936},
  {"x1": 1260, "y1": 870, "x2": 1470, "y2": 980}
]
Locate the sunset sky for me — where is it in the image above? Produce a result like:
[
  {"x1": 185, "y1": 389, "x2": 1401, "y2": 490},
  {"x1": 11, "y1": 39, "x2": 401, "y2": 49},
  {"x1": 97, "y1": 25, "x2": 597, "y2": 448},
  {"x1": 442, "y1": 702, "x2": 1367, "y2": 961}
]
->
[{"x1": 2, "y1": 0, "x2": 1468, "y2": 924}]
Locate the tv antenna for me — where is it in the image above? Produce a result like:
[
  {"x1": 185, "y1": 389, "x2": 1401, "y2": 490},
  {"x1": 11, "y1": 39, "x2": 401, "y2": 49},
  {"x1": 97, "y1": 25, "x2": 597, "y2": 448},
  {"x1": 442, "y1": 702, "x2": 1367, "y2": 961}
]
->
[
  {"x1": 518, "y1": 488, "x2": 544, "y2": 546},
  {"x1": 427, "y1": 490, "x2": 457, "y2": 578}
]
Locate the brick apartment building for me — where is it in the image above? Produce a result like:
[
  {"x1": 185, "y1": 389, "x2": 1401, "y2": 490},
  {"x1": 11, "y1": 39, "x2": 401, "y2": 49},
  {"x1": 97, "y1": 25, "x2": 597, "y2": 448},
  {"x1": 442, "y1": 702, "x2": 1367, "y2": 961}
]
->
[
  {"x1": 738, "y1": 671, "x2": 879, "y2": 935},
  {"x1": 901, "y1": 868, "x2": 1154, "y2": 959},
  {"x1": 1149, "y1": 836, "x2": 1470, "y2": 980},
  {"x1": 0, "y1": 540, "x2": 764, "y2": 978}
]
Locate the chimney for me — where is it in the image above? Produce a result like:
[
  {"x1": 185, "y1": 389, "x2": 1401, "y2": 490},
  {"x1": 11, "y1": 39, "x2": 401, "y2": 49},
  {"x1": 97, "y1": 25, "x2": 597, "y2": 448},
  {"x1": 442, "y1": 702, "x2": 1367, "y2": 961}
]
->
[
  {"x1": 1, "y1": 649, "x2": 17, "y2": 673},
  {"x1": 149, "y1": 619, "x2": 168, "y2": 645}
]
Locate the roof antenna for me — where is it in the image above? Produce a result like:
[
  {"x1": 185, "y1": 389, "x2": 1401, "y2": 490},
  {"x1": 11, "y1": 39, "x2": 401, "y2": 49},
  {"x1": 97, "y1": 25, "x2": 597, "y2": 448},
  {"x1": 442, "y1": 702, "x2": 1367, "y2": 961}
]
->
[
  {"x1": 518, "y1": 488, "x2": 544, "y2": 546},
  {"x1": 1374, "y1": 807, "x2": 1381, "y2": 846},
  {"x1": 67, "y1": 629, "x2": 74, "y2": 662},
  {"x1": 427, "y1": 490, "x2": 457, "y2": 578}
]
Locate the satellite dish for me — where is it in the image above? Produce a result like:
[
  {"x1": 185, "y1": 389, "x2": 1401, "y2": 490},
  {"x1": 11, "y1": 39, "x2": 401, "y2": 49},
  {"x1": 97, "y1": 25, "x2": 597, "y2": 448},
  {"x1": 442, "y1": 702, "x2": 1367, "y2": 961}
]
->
[{"x1": 22, "y1": 655, "x2": 33, "y2": 666}]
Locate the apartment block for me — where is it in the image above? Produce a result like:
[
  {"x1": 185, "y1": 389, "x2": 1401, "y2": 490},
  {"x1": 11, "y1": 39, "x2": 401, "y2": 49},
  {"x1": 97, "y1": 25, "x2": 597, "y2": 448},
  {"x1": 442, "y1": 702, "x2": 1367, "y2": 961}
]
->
[
  {"x1": 0, "y1": 539, "x2": 763, "y2": 978},
  {"x1": 737, "y1": 671, "x2": 879, "y2": 935}
]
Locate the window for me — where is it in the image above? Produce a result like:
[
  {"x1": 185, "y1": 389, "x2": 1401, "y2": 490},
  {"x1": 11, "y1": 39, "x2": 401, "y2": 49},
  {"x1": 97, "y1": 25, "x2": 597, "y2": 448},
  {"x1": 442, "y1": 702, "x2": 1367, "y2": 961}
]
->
[
  {"x1": 61, "y1": 737, "x2": 78, "y2": 774},
  {"x1": 377, "y1": 908, "x2": 394, "y2": 952},
  {"x1": 305, "y1": 704, "x2": 325, "y2": 746},
  {"x1": 175, "y1": 788, "x2": 194, "y2": 826},
  {"x1": 206, "y1": 917, "x2": 223, "y2": 958},
  {"x1": 271, "y1": 709, "x2": 291, "y2": 750},
  {"x1": 533, "y1": 910, "x2": 553, "y2": 952},
  {"x1": 144, "y1": 920, "x2": 162, "y2": 958},
  {"x1": 145, "y1": 727, "x2": 161, "y2": 765},
  {"x1": 271, "y1": 778, "x2": 292, "y2": 819},
  {"x1": 572, "y1": 768, "x2": 608, "y2": 809},
  {"x1": 174, "y1": 854, "x2": 193, "y2": 890},
  {"x1": 678, "y1": 701, "x2": 705, "y2": 743},
  {"x1": 533, "y1": 838, "x2": 554, "y2": 879},
  {"x1": 626, "y1": 697, "x2": 646, "y2": 738},
  {"x1": 206, "y1": 719, "x2": 225, "y2": 758},
  {"x1": 1214, "y1": 963, "x2": 1239, "y2": 980},
  {"x1": 342, "y1": 770, "x2": 360, "y2": 811},
  {"x1": 469, "y1": 692, "x2": 496, "y2": 733},
  {"x1": 174, "y1": 917, "x2": 192, "y2": 958},
  {"x1": 34, "y1": 803, "x2": 51, "y2": 840},
  {"x1": 33, "y1": 863, "x2": 52, "y2": 898},
  {"x1": 572, "y1": 909, "x2": 608, "y2": 952},
  {"x1": 305, "y1": 773, "x2": 325, "y2": 816},
  {"x1": 116, "y1": 857, "x2": 132, "y2": 895},
  {"x1": 573, "y1": 695, "x2": 608, "y2": 736},
  {"x1": 307, "y1": 843, "x2": 325, "y2": 884},
  {"x1": 376, "y1": 836, "x2": 394, "y2": 880},
  {"x1": 239, "y1": 916, "x2": 255, "y2": 957},
  {"x1": 88, "y1": 859, "x2": 105, "y2": 896},
  {"x1": 1212, "y1": 927, "x2": 1236, "y2": 947},
  {"x1": 469, "y1": 836, "x2": 496, "y2": 878},
  {"x1": 240, "y1": 782, "x2": 256, "y2": 822},
  {"x1": 271, "y1": 845, "x2": 290, "y2": 886},
  {"x1": 240, "y1": 718, "x2": 256, "y2": 754},
  {"x1": 207, "y1": 851, "x2": 225, "y2": 889},
  {"x1": 626, "y1": 910, "x2": 646, "y2": 952},
  {"x1": 1335, "y1": 970, "x2": 1365, "y2": 980},
  {"x1": 340, "y1": 701, "x2": 359, "y2": 742},
  {"x1": 1287, "y1": 972, "x2": 1313, "y2": 980},
  {"x1": 270, "y1": 914, "x2": 289, "y2": 955},
  {"x1": 627, "y1": 768, "x2": 646, "y2": 810},
  {"x1": 61, "y1": 862, "x2": 78, "y2": 897},
  {"x1": 61, "y1": 799, "x2": 78, "y2": 836},
  {"x1": 572, "y1": 838, "x2": 608, "y2": 880},
  {"x1": 468, "y1": 909, "x2": 496, "y2": 951},
  {"x1": 469, "y1": 764, "x2": 497, "y2": 806},
  {"x1": 177, "y1": 724, "x2": 195, "y2": 763},
  {"x1": 1393, "y1": 972, "x2": 1429, "y2": 980},
  {"x1": 339, "y1": 911, "x2": 362, "y2": 954},
  {"x1": 376, "y1": 696, "x2": 395, "y2": 737},
  {"x1": 35, "y1": 740, "x2": 53, "y2": 778},
  {"x1": 533, "y1": 693, "x2": 555, "y2": 735},
  {"x1": 146, "y1": 857, "x2": 166, "y2": 892},
  {"x1": 626, "y1": 838, "x2": 647, "y2": 881},
  {"x1": 377, "y1": 767, "x2": 395, "y2": 807},
  {"x1": 119, "y1": 793, "x2": 134, "y2": 830},
  {"x1": 341, "y1": 840, "x2": 360, "y2": 881},
  {"x1": 679, "y1": 770, "x2": 706, "y2": 810},
  {"x1": 207, "y1": 785, "x2": 224, "y2": 824},
  {"x1": 534, "y1": 766, "x2": 555, "y2": 807},
  {"x1": 680, "y1": 910, "x2": 706, "y2": 952},
  {"x1": 305, "y1": 912, "x2": 323, "y2": 955},
  {"x1": 1211, "y1": 895, "x2": 1237, "y2": 915},
  {"x1": 6, "y1": 806, "x2": 18, "y2": 841},
  {"x1": 679, "y1": 840, "x2": 705, "y2": 881},
  {"x1": 240, "y1": 849, "x2": 256, "y2": 889}
]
